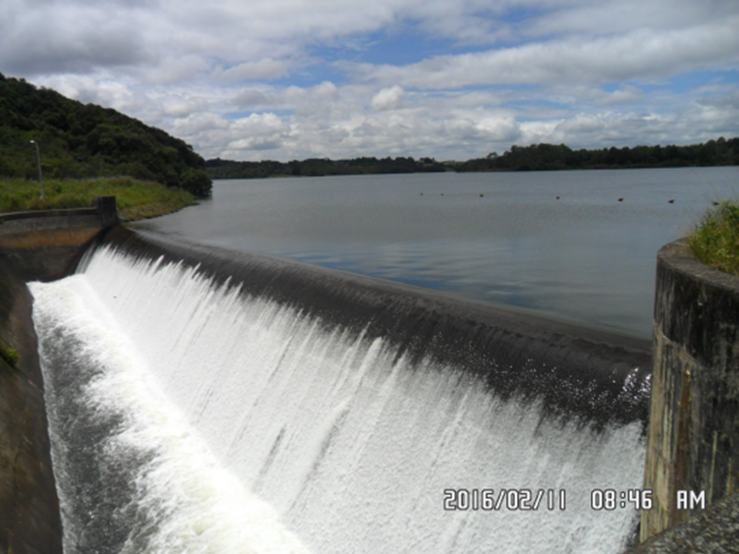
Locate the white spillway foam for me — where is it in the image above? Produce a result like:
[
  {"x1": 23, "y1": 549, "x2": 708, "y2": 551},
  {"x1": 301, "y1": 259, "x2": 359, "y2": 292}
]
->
[
  {"x1": 31, "y1": 275, "x2": 311, "y2": 554},
  {"x1": 33, "y1": 244, "x2": 646, "y2": 553}
]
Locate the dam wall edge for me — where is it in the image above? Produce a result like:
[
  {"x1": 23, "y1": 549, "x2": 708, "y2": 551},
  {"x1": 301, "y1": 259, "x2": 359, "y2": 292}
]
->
[{"x1": 640, "y1": 238, "x2": 739, "y2": 542}]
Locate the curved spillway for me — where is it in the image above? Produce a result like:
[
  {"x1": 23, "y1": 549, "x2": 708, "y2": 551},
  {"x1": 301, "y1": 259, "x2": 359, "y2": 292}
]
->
[{"x1": 32, "y1": 227, "x2": 652, "y2": 553}]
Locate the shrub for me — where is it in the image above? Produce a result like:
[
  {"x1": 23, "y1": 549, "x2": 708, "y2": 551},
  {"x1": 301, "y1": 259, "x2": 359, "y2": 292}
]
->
[{"x1": 689, "y1": 200, "x2": 739, "y2": 276}]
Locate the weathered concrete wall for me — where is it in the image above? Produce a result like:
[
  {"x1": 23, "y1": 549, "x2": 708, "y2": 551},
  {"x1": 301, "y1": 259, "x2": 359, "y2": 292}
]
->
[
  {"x1": 0, "y1": 196, "x2": 119, "y2": 281},
  {"x1": 0, "y1": 197, "x2": 120, "y2": 552},
  {"x1": 641, "y1": 238, "x2": 739, "y2": 542},
  {"x1": 0, "y1": 255, "x2": 62, "y2": 553}
]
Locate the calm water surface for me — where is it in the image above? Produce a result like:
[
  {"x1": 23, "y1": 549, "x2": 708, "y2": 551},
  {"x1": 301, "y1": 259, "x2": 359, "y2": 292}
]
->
[{"x1": 134, "y1": 167, "x2": 739, "y2": 339}]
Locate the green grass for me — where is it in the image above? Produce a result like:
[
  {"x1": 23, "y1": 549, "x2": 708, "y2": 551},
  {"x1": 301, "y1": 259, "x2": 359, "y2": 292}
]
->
[
  {"x1": 689, "y1": 200, "x2": 739, "y2": 276},
  {"x1": 0, "y1": 176, "x2": 196, "y2": 221}
]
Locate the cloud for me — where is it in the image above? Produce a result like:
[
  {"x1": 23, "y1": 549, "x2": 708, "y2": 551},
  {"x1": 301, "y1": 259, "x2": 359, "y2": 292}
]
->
[
  {"x1": 144, "y1": 56, "x2": 211, "y2": 86},
  {"x1": 2, "y1": 0, "x2": 737, "y2": 163},
  {"x1": 233, "y1": 89, "x2": 275, "y2": 109},
  {"x1": 349, "y1": 17, "x2": 739, "y2": 89},
  {"x1": 150, "y1": 73, "x2": 739, "y2": 163},
  {"x1": 213, "y1": 59, "x2": 288, "y2": 82},
  {"x1": 475, "y1": 115, "x2": 521, "y2": 141},
  {"x1": 0, "y1": 3, "x2": 150, "y2": 74},
  {"x1": 226, "y1": 113, "x2": 289, "y2": 152},
  {"x1": 698, "y1": 90, "x2": 739, "y2": 111},
  {"x1": 525, "y1": 0, "x2": 738, "y2": 39},
  {"x1": 174, "y1": 113, "x2": 230, "y2": 135},
  {"x1": 39, "y1": 73, "x2": 143, "y2": 112},
  {"x1": 596, "y1": 85, "x2": 644, "y2": 105},
  {"x1": 371, "y1": 86, "x2": 405, "y2": 110}
]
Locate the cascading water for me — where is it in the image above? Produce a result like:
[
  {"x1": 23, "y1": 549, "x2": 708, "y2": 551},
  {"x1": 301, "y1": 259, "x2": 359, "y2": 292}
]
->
[{"x1": 31, "y1": 231, "x2": 651, "y2": 554}]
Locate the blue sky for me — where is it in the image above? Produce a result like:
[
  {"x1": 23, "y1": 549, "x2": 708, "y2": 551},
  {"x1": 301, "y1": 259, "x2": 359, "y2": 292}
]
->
[{"x1": 1, "y1": 0, "x2": 738, "y2": 161}]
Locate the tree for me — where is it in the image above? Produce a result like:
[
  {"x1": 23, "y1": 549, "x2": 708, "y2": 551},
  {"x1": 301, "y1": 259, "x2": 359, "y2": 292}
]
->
[{"x1": 180, "y1": 169, "x2": 212, "y2": 197}]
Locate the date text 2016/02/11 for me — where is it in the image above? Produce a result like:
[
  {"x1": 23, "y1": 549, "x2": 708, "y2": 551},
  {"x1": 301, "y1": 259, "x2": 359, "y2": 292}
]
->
[{"x1": 443, "y1": 489, "x2": 565, "y2": 511}]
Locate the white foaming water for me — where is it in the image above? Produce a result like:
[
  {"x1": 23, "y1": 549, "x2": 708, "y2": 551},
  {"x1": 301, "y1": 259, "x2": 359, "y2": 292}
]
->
[
  {"x1": 31, "y1": 275, "x2": 310, "y2": 554},
  {"x1": 34, "y1": 245, "x2": 646, "y2": 553}
]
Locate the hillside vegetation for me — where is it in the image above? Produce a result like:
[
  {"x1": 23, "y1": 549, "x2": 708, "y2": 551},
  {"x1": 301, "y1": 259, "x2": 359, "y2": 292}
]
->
[
  {"x1": 0, "y1": 73, "x2": 211, "y2": 198},
  {"x1": 0, "y1": 176, "x2": 195, "y2": 221}
]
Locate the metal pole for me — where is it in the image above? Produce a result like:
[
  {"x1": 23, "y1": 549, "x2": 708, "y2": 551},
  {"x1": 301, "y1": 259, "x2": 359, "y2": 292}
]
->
[{"x1": 29, "y1": 140, "x2": 44, "y2": 200}]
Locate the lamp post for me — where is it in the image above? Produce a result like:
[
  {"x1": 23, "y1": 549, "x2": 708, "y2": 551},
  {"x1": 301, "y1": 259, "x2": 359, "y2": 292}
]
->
[{"x1": 29, "y1": 140, "x2": 44, "y2": 200}]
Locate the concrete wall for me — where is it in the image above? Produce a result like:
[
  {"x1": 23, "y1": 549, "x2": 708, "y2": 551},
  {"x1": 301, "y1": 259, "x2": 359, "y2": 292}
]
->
[
  {"x1": 0, "y1": 196, "x2": 119, "y2": 281},
  {"x1": 0, "y1": 197, "x2": 119, "y2": 553},
  {"x1": 641, "y1": 238, "x2": 739, "y2": 542},
  {"x1": 0, "y1": 256, "x2": 62, "y2": 553}
]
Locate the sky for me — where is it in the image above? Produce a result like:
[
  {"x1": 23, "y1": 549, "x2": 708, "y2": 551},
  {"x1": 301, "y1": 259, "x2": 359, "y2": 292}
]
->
[{"x1": 2, "y1": 0, "x2": 738, "y2": 162}]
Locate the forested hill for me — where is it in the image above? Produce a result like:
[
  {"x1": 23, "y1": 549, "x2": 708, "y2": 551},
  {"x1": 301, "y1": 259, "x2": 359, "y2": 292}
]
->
[
  {"x1": 0, "y1": 73, "x2": 211, "y2": 197},
  {"x1": 208, "y1": 137, "x2": 738, "y2": 180}
]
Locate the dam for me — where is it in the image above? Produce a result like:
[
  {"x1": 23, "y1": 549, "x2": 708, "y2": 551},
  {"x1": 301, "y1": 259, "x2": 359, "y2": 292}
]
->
[{"x1": 29, "y1": 226, "x2": 652, "y2": 553}]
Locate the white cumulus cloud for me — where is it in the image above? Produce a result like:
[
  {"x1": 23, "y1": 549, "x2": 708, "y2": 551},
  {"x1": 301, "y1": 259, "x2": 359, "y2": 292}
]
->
[
  {"x1": 3, "y1": 0, "x2": 737, "y2": 162},
  {"x1": 371, "y1": 86, "x2": 405, "y2": 110}
]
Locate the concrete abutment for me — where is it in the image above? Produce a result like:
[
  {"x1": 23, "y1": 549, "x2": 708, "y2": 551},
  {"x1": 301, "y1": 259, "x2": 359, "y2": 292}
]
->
[{"x1": 640, "y1": 238, "x2": 739, "y2": 544}]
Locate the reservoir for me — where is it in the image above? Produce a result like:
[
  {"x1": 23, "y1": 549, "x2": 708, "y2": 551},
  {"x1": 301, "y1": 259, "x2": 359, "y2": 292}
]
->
[{"x1": 135, "y1": 166, "x2": 739, "y2": 338}]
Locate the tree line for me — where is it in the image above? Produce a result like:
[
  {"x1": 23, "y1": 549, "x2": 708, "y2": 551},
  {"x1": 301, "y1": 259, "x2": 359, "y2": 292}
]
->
[
  {"x1": 458, "y1": 139, "x2": 739, "y2": 172},
  {"x1": 207, "y1": 138, "x2": 738, "y2": 180},
  {"x1": 0, "y1": 73, "x2": 212, "y2": 197},
  {"x1": 205, "y1": 156, "x2": 447, "y2": 179}
]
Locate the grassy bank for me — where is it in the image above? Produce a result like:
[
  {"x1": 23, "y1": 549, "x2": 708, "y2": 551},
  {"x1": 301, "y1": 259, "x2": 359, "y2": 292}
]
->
[
  {"x1": 0, "y1": 176, "x2": 196, "y2": 221},
  {"x1": 689, "y1": 200, "x2": 739, "y2": 276}
]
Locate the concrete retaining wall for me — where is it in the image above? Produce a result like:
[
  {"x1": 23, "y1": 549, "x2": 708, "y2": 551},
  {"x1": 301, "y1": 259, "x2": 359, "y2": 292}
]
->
[
  {"x1": 0, "y1": 256, "x2": 62, "y2": 553},
  {"x1": 0, "y1": 197, "x2": 120, "y2": 552},
  {"x1": 641, "y1": 238, "x2": 739, "y2": 541},
  {"x1": 0, "y1": 196, "x2": 119, "y2": 281}
]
